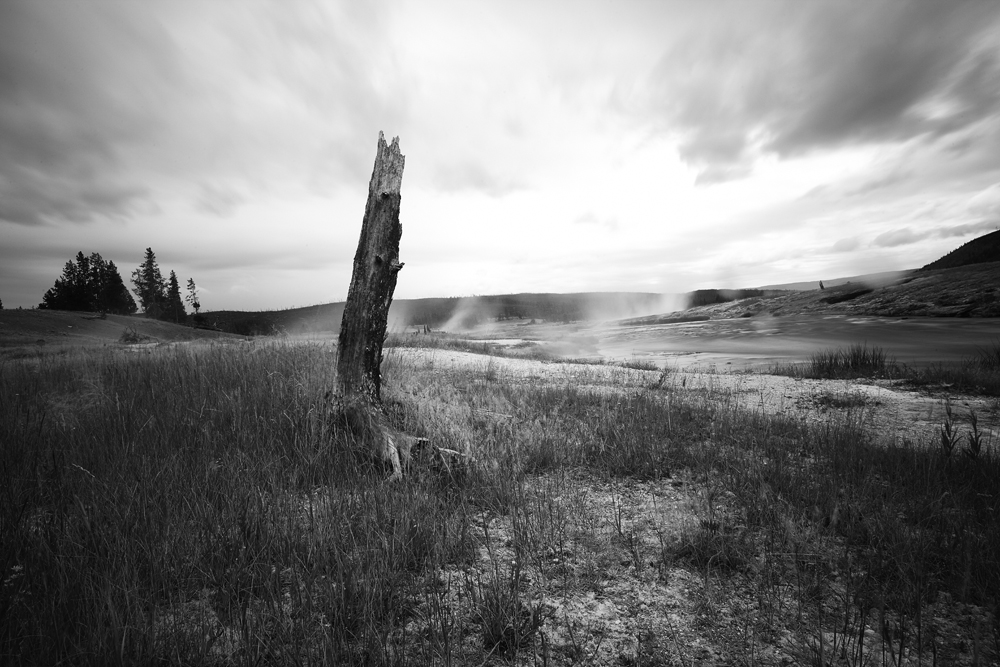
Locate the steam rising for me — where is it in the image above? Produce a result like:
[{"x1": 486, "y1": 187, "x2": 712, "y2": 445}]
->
[
  {"x1": 206, "y1": 292, "x2": 686, "y2": 337},
  {"x1": 440, "y1": 298, "x2": 497, "y2": 332},
  {"x1": 424, "y1": 293, "x2": 687, "y2": 333}
]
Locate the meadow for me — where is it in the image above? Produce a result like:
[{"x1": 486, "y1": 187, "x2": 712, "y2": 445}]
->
[{"x1": 2, "y1": 336, "x2": 998, "y2": 665}]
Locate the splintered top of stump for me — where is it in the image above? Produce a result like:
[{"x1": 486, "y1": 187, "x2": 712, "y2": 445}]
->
[{"x1": 371, "y1": 131, "x2": 405, "y2": 196}]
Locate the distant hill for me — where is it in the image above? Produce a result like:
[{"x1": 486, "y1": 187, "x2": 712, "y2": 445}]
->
[
  {"x1": 922, "y1": 228, "x2": 1000, "y2": 271},
  {"x1": 197, "y1": 227, "x2": 1000, "y2": 337},
  {"x1": 205, "y1": 303, "x2": 345, "y2": 336},
  {"x1": 664, "y1": 261, "x2": 1000, "y2": 320},
  {"x1": 627, "y1": 228, "x2": 1000, "y2": 321},
  {"x1": 204, "y1": 292, "x2": 677, "y2": 335},
  {"x1": 757, "y1": 270, "x2": 912, "y2": 292}
]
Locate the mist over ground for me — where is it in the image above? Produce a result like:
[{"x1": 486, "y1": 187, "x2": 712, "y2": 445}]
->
[
  {"x1": 202, "y1": 292, "x2": 686, "y2": 336},
  {"x1": 392, "y1": 292, "x2": 686, "y2": 333}
]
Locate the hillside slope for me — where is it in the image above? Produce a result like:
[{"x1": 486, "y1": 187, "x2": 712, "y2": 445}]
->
[
  {"x1": 0, "y1": 309, "x2": 238, "y2": 351},
  {"x1": 665, "y1": 261, "x2": 1000, "y2": 320},
  {"x1": 922, "y1": 228, "x2": 1000, "y2": 270},
  {"x1": 756, "y1": 269, "x2": 910, "y2": 292}
]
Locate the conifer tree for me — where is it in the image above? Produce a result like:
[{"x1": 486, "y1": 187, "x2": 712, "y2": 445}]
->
[
  {"x1": 166, "y1": 271, "x2": 186, "y2": 323},
  {"x1": 65, "y1": 252, "x2": 92, "y2": 308},
  {"x1": 97, "y1": 260, "x2": 138, "y2": 314},
  {"x1": 40, "y1": 252, "x2": 136, "y2": 314},
  {"x1": 39, "y1": 260, "x2": 75, "y2": 310},
  {"x1": 185, "y1": 278, "x2": 200, "y2": 314},
  {"x1": 131, "y1": 248, "x2": 166, "y2": 317}
]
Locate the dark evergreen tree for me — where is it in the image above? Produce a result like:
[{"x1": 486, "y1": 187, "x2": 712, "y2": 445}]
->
[
  {"x1": 41, "y1": 257, "x2": 83, "y2": 310},
  {"x1": 39, "y1": 252, "x2": 137, "y2": 314},
  {"x1": 94, "y1": 260, "x2": 138, "y2": 314},
  {"x1": 131, "y1": 248, "x2": 166, "y2": 317},
  {"x1": 166, "y1": 271, "x2": 186, "y2": 323}
]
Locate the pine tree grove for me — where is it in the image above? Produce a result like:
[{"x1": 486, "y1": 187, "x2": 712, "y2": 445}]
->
[{"x1": 39, "y1": 252, "x2": 138, "y2": 314}]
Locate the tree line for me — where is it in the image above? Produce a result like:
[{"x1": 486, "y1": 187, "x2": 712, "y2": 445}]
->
[{"x1": 39, "y1": 248, "x2": 202, "y2": 324}]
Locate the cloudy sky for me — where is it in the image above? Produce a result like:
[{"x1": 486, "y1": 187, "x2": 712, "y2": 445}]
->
[{"x1": 3, "y1": 1, "x2": 1000, "y2": 311}]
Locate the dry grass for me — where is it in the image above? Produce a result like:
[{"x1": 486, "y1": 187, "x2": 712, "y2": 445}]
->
[
  {"x1": 778, "y1": 340, "x2": 1000, "y2": 397},
  {"x1": 1, "y1": 339, "x2": 998, "y2": 665},
  {"x1": 775, "y1": 343, "x2": 898, "y2": 380},
  {"x1": 905, "y1": 341, "x2": 1000, "y2": 396}
]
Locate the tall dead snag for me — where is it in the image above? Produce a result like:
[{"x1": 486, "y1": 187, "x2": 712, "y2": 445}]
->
[{"x1": 336, "y1": 132, "x2": 419, "y2": 479}]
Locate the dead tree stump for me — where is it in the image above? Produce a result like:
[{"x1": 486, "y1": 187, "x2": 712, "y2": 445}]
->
[{"x1": 336, "y1": 132, "x2": 422, "y2": 479}]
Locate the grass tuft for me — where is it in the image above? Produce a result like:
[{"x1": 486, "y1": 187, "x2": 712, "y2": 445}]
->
[
  {"x1": 808, "y1": 342, "x2": 895, "y2": 378},
  {"x1": 471, "y1": 559, "x2": 546, "y2": 658}
]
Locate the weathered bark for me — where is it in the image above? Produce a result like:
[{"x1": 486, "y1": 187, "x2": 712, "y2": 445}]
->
[
  {"x1": 337, "y1": 131, "x2": 406, "y2": 403},
  {"x1": 336, "y1": 132, "x2": 417, "y2": 479}
]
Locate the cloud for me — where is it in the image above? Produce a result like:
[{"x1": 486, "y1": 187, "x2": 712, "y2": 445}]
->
[
  {"x1": 832, "y1": 237, "x2": 861, "y2": 252},
  {"x1": 430, "y1": 160, "x2": 525, "y2": 197},
  {"x1": 873, "y1": 227, "x2": 929, "y2": 248},
  {"x1": 195, "y1": 184, "x2": 245, "y2": 217},
  {"x1": 639, "y1": 2, "x2": 1000, "y2": 178},
  {"x1": 937, "y1": 220, "x2": 999, "y2": 238},
  {"x1": 0, "y1": 1, "x2": 408, "y2": 225},
  {"x1": 693, "y1": 162, "x2": 754, "y2": 186},
  {"x1": 966, "y1": 182, "x2": 1000, "y2": 218},
  {"x1": 0, "y1": 1, "x2": 170, "y2": 224},
  {"x1": 573, "y1": 212, "x2": 619, "y2": 230},
  {"x1": 800, "y1": 164, "x2": 915, "y2": 203},
  {"x1": 773, "y1": 3, "x2": 1000, "y2": 153},
  {"x1": 843, "y1": 169, "x2": 913, "y2": 197},
  {"x1": 0, "y1": 168, "x2": 149, "y2": 225}
]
